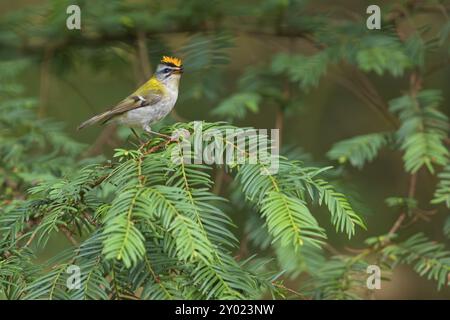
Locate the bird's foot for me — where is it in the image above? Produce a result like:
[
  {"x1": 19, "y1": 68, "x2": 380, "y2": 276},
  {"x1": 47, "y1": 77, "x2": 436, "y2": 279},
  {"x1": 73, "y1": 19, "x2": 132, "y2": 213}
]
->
[
  {"x1": 143, "y1": 124, "x2": 173, "y2": 140},
  {"x1": 170, "y1": 128, "x2": 191, "y2": 141},
  {"x1": 139, "y1": 126, "x2": 190, "y2": 154},
  {"x1": 130, "y1": 128, "x2": 145, "y2": 144},
  {"x1": 149, "y1": 131, "x2": 173, "y2": 140}
]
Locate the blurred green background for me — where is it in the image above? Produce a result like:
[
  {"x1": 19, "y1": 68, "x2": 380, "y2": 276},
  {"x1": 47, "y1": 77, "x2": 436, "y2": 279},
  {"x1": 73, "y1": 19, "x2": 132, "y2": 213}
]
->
[{"x1": 1, "y1": 0, "x2": 449, "y2": 299}]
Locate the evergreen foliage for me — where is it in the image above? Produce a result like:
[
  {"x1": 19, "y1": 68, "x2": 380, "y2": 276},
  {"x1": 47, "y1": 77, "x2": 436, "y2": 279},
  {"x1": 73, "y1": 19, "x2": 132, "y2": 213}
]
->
[
  {"x1": 0, "y1": 0, "x2": 449, "y2": 300},
  {"x1": 327, "y1": 133, "x2": 390, "y2": 169},
  {"x1": 383, "y1": 233, "x2": 450, "y2": 290}
]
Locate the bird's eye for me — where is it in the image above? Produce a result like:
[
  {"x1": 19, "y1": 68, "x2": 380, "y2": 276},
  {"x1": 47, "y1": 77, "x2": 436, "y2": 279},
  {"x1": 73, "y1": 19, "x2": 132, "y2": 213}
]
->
[{"x1": 163, "y1": 68, "x2": 171, "y2": 73}]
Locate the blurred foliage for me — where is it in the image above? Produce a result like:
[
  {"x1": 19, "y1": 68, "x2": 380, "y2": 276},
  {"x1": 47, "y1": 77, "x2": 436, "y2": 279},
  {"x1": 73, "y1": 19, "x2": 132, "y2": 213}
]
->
[{"x1": 0, "y1": 0, "x2": 450, "y2": 300}]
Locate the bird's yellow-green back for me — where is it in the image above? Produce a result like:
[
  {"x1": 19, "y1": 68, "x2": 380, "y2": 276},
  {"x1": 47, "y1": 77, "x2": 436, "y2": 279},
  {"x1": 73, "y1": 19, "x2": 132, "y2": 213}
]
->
[{"x1": 133, "y1": 77, "x2": 166, "y2": 97}]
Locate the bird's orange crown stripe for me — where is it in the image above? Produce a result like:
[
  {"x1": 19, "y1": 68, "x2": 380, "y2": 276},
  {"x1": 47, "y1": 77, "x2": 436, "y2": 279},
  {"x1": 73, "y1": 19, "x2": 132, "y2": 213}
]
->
[{"x1": 161, "y1": 56, "x2": 182, "y2": 67}]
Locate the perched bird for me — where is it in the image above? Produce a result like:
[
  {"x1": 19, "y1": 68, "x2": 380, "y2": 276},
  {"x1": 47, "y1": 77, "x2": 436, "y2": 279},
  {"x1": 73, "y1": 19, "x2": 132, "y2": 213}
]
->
[{"x1": 77, "y1": 56, "x2": 183, "y2": 138}]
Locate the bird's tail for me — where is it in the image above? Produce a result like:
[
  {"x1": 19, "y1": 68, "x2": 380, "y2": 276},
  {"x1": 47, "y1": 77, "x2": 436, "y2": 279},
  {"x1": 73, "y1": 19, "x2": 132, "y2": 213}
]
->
[{"x1": 77, "y1": 111, "x2": 112, "y2": 130}]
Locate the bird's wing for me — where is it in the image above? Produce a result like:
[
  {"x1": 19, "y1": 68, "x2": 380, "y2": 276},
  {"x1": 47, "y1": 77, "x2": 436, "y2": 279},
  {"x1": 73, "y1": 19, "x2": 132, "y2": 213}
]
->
[
  {"x1": 109, "y1": 89, "x2": 163, "y2": 114},
  {"x1": 77, "y1": 78, "x2": 165, "y2": 129},
  {"x1": 107, "y1": 93, "x2": 161, "y2": 115},
  {"x1": 102, "y1": 79, "x2": 164, "y2": 121}
]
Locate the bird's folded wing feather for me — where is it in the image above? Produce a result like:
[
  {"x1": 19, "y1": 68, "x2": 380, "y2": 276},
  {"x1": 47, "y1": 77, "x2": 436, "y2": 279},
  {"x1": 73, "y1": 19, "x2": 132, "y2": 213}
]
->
[
  {"x1": 77, "y1": 80, "x2": 165, "y2": 129},
  {"x1": 107, "y1": 90, "x2": 163, "y2": 116},
  {"x1": 107, "y1": 77, "x2": 165, "y2": 116}
]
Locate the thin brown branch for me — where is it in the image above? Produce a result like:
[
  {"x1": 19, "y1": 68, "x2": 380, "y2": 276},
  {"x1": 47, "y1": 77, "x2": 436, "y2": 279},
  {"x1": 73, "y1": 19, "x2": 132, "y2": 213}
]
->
[
  {"x1": 83, "y1": 212, "x2": 98, "y2": 227},
  {"x1": 140, "y1": 138, "x2": 172, "y2": 155},
  {"x1": 408, "y1": 172, "x2": 418, "y2": 198},
  {"x1": 388, "y1": 213, "x2": 406, "y2": 236},
  {"x1": 24, "y1": 229, "x2": 38, "y2": 248},
  {"x1": 323, "y1": 242, "x2": 342, "y2": 256},
  {"x1": 59, "y1": 76, "x2": 98, "y2": 114},
  {"x1": 388, "y1": 173, "x2": 417, "y2": 237},
  {"x1": 59, "y1": 225, "x2": 79, "y2": 246},
  {"x1": 136, "y1": 30, "x2": 152, "y2": 79},
  {"x1": 384, "y1": 14, "x2": 423, "y2": 240},
  {"x1": 330, "y1": 72, "x2": 398, "y2": 129},
  {"x1": 212, "y1": 168, "x2": 225, "y2": 195},
  {"x1": 272, "y1": 282, "x2": 310, "y2": 300},
  {"x1": 23, "y1": 217, "x2": 43, "y2": 247},
  {"x1": 348, "y1": 67, "x2": 399, "y2": 128},
  {"x1": 235, "y1": 233, "x2": 248, "y2": 261}
]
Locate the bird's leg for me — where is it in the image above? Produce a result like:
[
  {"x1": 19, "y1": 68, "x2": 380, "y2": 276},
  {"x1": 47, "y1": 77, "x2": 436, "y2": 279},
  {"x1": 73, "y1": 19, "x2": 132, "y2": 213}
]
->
[
  {"x1": 130, "y1": 128, "x2": 144, "y2": 144},
  {"x1": 143, "y1": 124, "x2": 172, "y2": 140}
]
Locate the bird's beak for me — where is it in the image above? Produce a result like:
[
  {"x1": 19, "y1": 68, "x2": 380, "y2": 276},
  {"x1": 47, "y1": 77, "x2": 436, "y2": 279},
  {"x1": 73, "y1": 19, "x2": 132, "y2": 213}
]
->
[{"x1": 173, "y1": 66, "x2": 184, "y2": 74}]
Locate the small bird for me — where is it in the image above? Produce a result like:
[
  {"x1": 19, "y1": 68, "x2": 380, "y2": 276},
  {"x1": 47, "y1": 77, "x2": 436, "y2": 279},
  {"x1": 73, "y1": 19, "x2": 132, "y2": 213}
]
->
[{"x1": 77, "y1": 56, "x2": 183, "y2": 138}]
